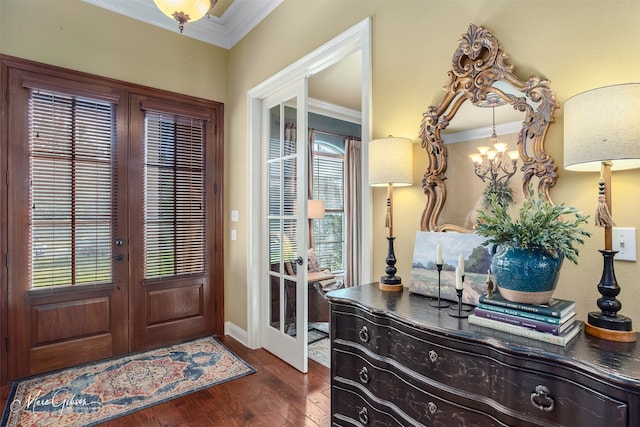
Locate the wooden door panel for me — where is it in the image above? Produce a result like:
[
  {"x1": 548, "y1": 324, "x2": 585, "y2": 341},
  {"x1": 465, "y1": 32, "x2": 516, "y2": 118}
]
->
[
  {"x1": 131, "y1": 278, "x2": 211, "y2": 350},
  {"x1": 146, "y1": 281, "x2": 204, "y2": 324},
  {"x1": 22, "y1": 286, "x2": 127, "y2": 377},
  {"x1": 32, "y1": 297, "x2": 111, "y2": 344},
  {"x1": 31, "y1": 335, "x2": 113, "y2": 375}
]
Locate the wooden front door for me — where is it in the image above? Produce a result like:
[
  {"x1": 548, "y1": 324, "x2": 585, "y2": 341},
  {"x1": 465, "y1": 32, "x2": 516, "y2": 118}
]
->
[
  {"x1": 127, "y1": 94, "x2": 219, "y2": 352},
  {"x1": 3, "y1": 62, "x2": 222, "y2": 381},
  {"x1": 5, "y1": 68, "x2": 129, "y2": 379}
]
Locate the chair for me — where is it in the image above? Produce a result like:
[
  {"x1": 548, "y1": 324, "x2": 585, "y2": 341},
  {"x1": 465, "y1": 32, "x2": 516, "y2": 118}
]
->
[
  {"x1": 283, "y1": 250, "x2": 345, "y2": 324},
  {"x1": 308, "y1": 249, "x2": 344, "y2": 322}
]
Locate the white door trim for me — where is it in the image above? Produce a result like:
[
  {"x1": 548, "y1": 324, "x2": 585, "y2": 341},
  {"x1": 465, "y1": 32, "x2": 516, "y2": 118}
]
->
[{"x1": 246, "y1": 17, "x2": 372, "y2": 349}]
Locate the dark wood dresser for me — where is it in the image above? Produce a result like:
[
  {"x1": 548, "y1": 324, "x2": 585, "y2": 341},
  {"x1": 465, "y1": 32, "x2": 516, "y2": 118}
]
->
[{"x1": 326, "y1": 283, "x2": 640, "y2": 426}]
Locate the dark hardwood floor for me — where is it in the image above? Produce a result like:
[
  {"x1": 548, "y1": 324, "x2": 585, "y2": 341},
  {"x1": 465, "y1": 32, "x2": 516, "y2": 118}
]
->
[{"x1": 0, "y1": 336, "x2": 331, "y2": 426}]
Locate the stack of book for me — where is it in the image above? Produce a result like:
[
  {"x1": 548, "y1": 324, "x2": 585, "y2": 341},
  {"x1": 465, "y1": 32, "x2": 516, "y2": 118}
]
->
[{"x1": 468, "y1": 291, "x2": 581, "y2": 346}]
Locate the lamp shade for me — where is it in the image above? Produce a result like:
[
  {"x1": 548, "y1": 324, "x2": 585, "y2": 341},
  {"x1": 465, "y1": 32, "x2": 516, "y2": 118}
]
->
[
  {"x1": 307, "y1": 199, "x2": 325, "y2": 219},
  {"x1": 369, "y1": 137, "x2": 414, "y2": 187},
  {"x1": 564, "y1": 83, "x2": 640, "y2": 172}
]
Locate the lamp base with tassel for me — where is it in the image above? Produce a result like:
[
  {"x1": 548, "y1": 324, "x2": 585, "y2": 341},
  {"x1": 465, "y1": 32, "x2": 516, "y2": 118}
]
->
[
  {"x1": 585, "y1": 250, "x2": 636, "y2": 342},
  {"x1": 379, "y1": 237, "x2": 403, "y2": 292}
]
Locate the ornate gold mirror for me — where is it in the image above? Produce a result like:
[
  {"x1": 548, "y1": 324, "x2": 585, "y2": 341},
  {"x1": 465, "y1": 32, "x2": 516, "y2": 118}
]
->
[{"x1": 420, "y1": 24, "x2": 559, "y2": 232}]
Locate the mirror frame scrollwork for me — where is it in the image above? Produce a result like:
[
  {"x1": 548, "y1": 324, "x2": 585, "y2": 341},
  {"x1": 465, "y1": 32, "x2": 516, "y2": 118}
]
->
[{"x1": 419, "y1": 24, "x2": 559, "y2": 232}]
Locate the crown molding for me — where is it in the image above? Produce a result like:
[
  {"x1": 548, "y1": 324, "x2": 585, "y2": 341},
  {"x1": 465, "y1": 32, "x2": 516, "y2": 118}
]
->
[
  {"x1": 442, "y1": 121, "x2": 523, "y2": 145},
  {"x1": 82, "y1": 0, "x2": 283, "y2": 49},
  {"x1": 308, "y1": 99, "x2": 361, "y2": 125}
]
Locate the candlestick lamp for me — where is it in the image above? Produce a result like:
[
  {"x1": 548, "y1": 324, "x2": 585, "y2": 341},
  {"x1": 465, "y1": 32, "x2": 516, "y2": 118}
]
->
[
  {"x1": 564, "y1": 83, "x2": 640, "y2": 342},
  {"x1": 369, "y1": 136, "x2": 413, "y2": 291}
]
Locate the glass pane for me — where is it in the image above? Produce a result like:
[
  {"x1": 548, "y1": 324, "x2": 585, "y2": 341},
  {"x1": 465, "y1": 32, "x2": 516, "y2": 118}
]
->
[
  {"x1": 283, "y1": 218, "x2": 298, "y2": 267},
  {"x1": 314, "y1": 212, "x2": 344, "y2": 272},
  {"x1": 283, "y1": 105, "x2": 297, "y2": 157},
  {"x1": 313, "y1": 155, "x2": 344, "y2": 209},
  {"x1": 269, "y1": 273, "x2": 280, "y2": 329},
  {"x1": 268, "y1": 219, "x2": 282, "y2": 269},
  {"x1": 283, "y1": 158, "x2": 297, "y2": 216},
  {"x1": 284, "y1": 277, "x2": 296, "y2": 337},
  {"x1": 29, "y1": 91, "x2": 115, "y2": 288},
  {"x1": 311, "y1": 144, "x2": 346, "y2": 273},
  {"x1": 144, "y1": 111, "x2": 206, "y2": 279},
  {"x1": 268, "y1": 105, "x2": 280, "y2": 160},
  {"x1": 268, "y1": 161, "x2": 281, "y2": 216}
]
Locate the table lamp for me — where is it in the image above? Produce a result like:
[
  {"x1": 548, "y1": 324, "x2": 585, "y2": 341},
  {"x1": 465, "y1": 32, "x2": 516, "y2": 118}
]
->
[
  {"x1": 307, "y1": 199, "x2": 325, "y2": 249},
  {"x1": 369, "y1": 136, "x2": 413, "y2": 291},
  {"x1": 564, "y1": 83, "x2": 640, "y2": 342},
  {"x1": 307, "y1": 199, "x2": 325, "y2": 219}
]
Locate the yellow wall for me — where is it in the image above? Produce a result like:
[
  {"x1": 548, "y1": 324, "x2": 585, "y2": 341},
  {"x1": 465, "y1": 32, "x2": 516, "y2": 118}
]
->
[
  {"x1": 3, "y1": 1, "x2": 640, "y2": 332},
  {"x1": 229, "y1": 0, "x2": 640, "y2": 329},
  {"x1": 0, "y1": 1, "x2": 228, "y2": 101}
]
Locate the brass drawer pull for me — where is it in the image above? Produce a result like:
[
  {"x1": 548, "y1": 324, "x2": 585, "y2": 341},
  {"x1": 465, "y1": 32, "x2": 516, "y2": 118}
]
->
[
  {"x1": 358, "y1": 407, "x2": 369, "y2": 424},
  {"x1": 530, "y1": 385, "x2": 555, "y2": 412},
  {"x1": 359, "y1": 366, "x2": 370, "y2": 384},
  {"x1": 428, "y1": 349, "x2": 438, "y2": 362},
  {"x1": 359, "y1": 325, "x2": 370, "y2": 343}
]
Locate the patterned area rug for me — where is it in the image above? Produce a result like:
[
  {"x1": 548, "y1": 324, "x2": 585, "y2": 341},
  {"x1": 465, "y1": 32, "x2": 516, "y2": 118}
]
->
[
  {"x1": 308, "y1": 337, "x2": 330, "y2": 368},
  {"x1": 1, "y1": 337, "x2": 255, "y2": 426},
  {"x1": 308, "y1": 327, "x2": 329, "y2": 344},
  {"x1": 307, "y1": 322, "x2": 330, "y2": 368}
]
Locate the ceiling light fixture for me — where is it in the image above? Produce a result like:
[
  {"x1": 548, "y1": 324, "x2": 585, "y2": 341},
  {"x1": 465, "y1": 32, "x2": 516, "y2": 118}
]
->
[{"x1": 153, "y1": 0, "x2": 218, "y2": 33}]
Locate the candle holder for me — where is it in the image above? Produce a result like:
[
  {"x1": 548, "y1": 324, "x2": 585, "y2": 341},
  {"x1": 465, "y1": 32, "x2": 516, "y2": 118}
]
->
[
  {"x1": 430, "y1": 264, "x2": 450, "y2": 308},
  {"x1": 449, "y1": 275, "x2": 475, "y2": 312},
  {"x1": 449, "y1": 288, "x2": 469, "y2": 318}
]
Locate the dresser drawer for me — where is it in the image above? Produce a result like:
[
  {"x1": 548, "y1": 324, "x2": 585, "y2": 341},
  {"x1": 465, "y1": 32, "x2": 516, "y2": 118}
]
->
[
  {"x1": 333, "y1": 307, "x2": 628, "y2": 426},
  {"x1": 332, "y1": 385, "x2": 409, "y2": 426},
  {"x1": 333, "y1": 348, "x2": 509, "y2": 426}
]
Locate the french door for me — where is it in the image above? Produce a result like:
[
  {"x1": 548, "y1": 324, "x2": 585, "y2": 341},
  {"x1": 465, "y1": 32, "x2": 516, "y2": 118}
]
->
[
  {"x1": 261, "y1": 79, "x2": 310, "y2": 372},
  {"x1": 4, "y1": 64, "x2": 221, "y2": 380}
]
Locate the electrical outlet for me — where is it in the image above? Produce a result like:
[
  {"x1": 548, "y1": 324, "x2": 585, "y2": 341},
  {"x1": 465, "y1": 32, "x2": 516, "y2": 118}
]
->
[
  {"x1": 231, "y1": 229, "x2": 237, "y2": 241},
  {"x1": 612, "y1": 227, "x2": 636, "y2": 261}
]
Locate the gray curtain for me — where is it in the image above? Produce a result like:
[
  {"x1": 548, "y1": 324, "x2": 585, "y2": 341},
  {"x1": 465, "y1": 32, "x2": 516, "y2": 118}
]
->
[
  {"x1": 308, "y1": 130, "x2": 315, "y2": 248},
  {"x1": 344, "y1": 137, "x2": 362, "y2": 287}
]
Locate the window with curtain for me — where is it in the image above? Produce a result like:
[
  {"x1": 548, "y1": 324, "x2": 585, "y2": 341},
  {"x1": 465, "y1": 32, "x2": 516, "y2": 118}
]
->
[
  {"x1": 29, "y1": 90, "x2": 115, "y2": 288},
  {"x1": 144, "y1": 111, "x2": 206, "y2": 279},
  {"x1": 312, "y1": 140, "x2": 345, "y2": 272}
]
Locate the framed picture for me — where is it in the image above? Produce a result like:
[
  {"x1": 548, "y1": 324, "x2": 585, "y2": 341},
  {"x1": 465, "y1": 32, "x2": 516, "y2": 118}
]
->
[{"x1": 409, "y1": 231, "x2": 492, "y2": 306}]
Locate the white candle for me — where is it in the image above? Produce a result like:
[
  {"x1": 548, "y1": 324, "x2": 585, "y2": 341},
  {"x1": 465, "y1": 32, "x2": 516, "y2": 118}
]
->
[
  {"x1": 436, "y1": 243, "x2": 443, "y2": 265},
  {"x1": 455, "y1": 265, "x2": 463, "y2": 290},
  {"x1": 458, "y1": 253, "x2": 465, "y2": 276}
]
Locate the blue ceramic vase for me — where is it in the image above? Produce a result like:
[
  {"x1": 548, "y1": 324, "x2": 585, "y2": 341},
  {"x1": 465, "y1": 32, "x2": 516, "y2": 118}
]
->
[{"x1": 491, "y1": 245, "x2": 564, "y2": 305}]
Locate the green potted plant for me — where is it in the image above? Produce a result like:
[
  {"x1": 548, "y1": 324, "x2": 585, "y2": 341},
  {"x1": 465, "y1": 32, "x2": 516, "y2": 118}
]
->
[{"x1": 475, "y1": 191, "x2": 591, "y2": 304}]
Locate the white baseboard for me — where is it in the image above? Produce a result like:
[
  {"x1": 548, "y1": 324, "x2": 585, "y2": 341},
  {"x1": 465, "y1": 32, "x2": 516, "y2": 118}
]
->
[{"x1": 224, "y1": 321, "x2": 251, "y2": 347}]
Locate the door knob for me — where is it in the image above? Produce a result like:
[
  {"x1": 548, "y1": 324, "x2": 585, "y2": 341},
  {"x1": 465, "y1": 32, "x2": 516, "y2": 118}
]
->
[{"x1": 293, "y1": 256, "x2": 304, "y2": 265}]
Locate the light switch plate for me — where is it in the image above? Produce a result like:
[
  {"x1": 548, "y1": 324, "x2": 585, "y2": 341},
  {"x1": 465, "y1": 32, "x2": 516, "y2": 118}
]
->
[
  {"x1": 231, "y1": 210, "x2": 239, "y2": 222},
  {"x1": 612, "y1": 227, "x2": 636, "y2": 261}
]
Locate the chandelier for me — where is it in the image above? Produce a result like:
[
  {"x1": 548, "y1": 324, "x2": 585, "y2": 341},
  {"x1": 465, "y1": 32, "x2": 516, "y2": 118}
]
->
[
  {"x1": 468, "y1": 107, "x2": 519, "y2": 187},
  {"x1": 154, "y1": 0, "x2": 218, "y2": 33}
]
